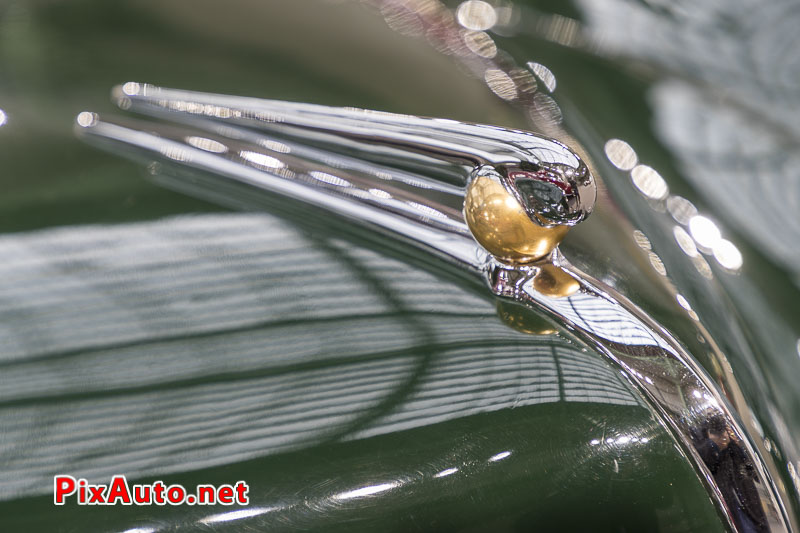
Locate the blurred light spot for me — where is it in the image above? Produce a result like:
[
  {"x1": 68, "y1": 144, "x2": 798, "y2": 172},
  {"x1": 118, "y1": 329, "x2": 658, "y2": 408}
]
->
[
  {"x1": 606, "y1": 438, "x2": 614, "y2": 444},
  {"x1": 186, "y1": 136, "x2": 227, "y2": 153},
  {"x1": 381, "y1": 3, "x2": 423, "y2": 36},
  {"x1": 240, "y1": 151, "x2": 285, "y2": 169},
  {"x1": 463, "y1": 31, "x2": 497, "y2": 58},
  {"x1": 260, "y1": 139, "x2": 291, "y2": 154},
  {"x1": 796, "y1": 339, "x2": 800, "y2": 358},
  {"x1": 648, "y1": 252, "x2": 667, "y2": 276},
  {"x1": 120, "y1": 529, "x2": 156, "y2": 533},
  {"x1": 692, "y1": 255, "x2": 714, "y2": 279},
  {"x1": 121, "y1": 81, "x2": 141, "y2": 96},
  {"x1": 678, "y1": 299, "x2": 701, "y2": 323},
  {"x1": 666, "y1": 195, "x2": 697, "y2": 225},
  {"x1": 541, "y1": 13, "x2": 582, "y2": 47},
  {"x1": 509, "y1": 68, "x2": 537, "y2": 94},
  {"x1": 532, "y1": 93, "x2": 562, "y2": 124},
  {"x1": 713, "y1": 239, "x2": 743, "y2": 271},
  {"x1": 334, "y1": 482, "x2": 399, "y2": 500},
  {"x1": 310, "y1": 171, "x2": 350, "y2": 187},
  {"x1": 590, "y1": 439, "x2": 601, "y2": 445},
  {"x1": 76, "y1": 111, "x2": 97, "y2": 128},
  {"x1": 485, "y1": 69, "x2": 517, "y2": 100},
  {"x1": 689, "y1": 215, "x2": 721, "y2": 250},
  {"x1": 632, "y1": 229, "x2": 651, "y2": 250},
  {"x1": 0, "y1": 109, "x2": 7, "y2": 127},
  {"x1": 640, "y1": 437, "x2": 649, "y2": 443},
  {"x1": 369, "y1": 188, "x2": 392, "y2": 199},
  {"x1": 631, "y1": 165, "x2": 669, "y2": 200},
  {"x1": 494, "y1": 5, "x2": 519, "y2": 27},
  {"x1": 456, "y1": 0, "x2": 497, "y2": 31},
  {"x1": 616, "y1": 436, "x2": 631, "y2": 444},
  {"x1": 488, "y1": 451, "x2": 511, "y2": 462},
  {"x1": 434, "y1": 467, "x2": 459, "y2": 478},
  {"x1": 604, "y1": 139, "x2": 637, "y2": 171},
  {"x1": 528, "y1": 62, "x2": 556, "y2": 92},
  {"x1": 673, "y1": 226, "x2": 699, "y2": 258},
  {"x1": 199, "y1": 507, "x2": 277, "y2": 524}
]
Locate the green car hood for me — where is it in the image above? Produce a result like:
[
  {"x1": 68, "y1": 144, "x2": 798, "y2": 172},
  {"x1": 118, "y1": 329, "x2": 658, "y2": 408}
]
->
[{"x1": 0, "y1": 0, "x2": 798, "y2": 531}]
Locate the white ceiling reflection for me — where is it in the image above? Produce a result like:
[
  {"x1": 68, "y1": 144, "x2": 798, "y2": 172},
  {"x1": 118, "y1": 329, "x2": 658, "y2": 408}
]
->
[
  {"x1": 333, "y1": 482, "x2": 400, "y2": 500},
  {"x1": 199, "y1": 507, "x2": 279, "y2": 524},
  {"x1": 434, "y1": 467, "x2": 459, "y2": 478},
  {"x1": 488, "y1": 451, "x2": 512, "y2": 462},
  {"x1": 0, "y1": 214, "x2": 645, "y2": 500}
]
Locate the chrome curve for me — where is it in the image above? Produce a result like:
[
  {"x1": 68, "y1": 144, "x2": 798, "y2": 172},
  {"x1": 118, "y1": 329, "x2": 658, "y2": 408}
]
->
[
  {"x1": 75, "y1": 86, "x2": 790, "y2": 532},
  {"x1": 112, "y1": 83, "x2": 595, "y2": 227}
]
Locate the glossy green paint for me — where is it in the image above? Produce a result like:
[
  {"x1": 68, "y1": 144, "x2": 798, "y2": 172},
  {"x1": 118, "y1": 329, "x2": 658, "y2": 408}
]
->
[{"x1": 1, "y1": 0, "x2": 798, "y2": 531}]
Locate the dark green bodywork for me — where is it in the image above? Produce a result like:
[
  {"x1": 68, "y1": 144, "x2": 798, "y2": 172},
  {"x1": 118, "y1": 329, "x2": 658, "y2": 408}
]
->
[{"x1": 1, "y1": 0, "x2": 798, "y2": 531}]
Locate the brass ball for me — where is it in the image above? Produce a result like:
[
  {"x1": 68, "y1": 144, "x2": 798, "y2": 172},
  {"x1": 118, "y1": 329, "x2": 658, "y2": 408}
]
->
[{"x1": 464, "y1": 175, "x2": 569, "y2": 264}]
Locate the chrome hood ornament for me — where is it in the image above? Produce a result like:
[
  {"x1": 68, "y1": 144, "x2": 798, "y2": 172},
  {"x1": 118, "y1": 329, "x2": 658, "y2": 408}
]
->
[
  {"x1": 76, "y1": 84, "x2": 791, "y2": 533},
  {"x1": 77, "y1": 82, "x2": 594, "y2": 267}
]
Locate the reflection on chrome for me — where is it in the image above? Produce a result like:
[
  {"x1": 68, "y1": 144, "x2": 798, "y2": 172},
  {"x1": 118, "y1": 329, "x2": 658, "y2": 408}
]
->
[
  {"x1": 199, "y1": 507, "x2": 278, "y2": 524},
  {"x1": 590, "y1": 435, "x2": 655, "y2": 445},
  {"x1": 186, "y1": 136, "x2": 227, "y2": 153},
  {"x1": 76, "y1": 83, "x2": 595, "y2": 271},
  {"x1": 333, "y1": 482, "x2": 400, "y2": 501},
  {"x1": 239, "y1": 150, "x2": 285, "y2": 169},
  {"x1": 76, "y1": 111, "x2": 97, "y2": 128},
  {"x1": 488, "y1": 255, "x2": 788, "y2": 532},
  {"x1": 119, "y1": 528, "x2": 156, "y2": 533},
  {"x1": 72, "y1": 78, "x2": 774, "y2": 529},
  {"x1": 488, "y1": 451, "x2": 512, "y2": 462},
  {"x1": 0, "y1": 108, "x2": 7, "y2": 127}
]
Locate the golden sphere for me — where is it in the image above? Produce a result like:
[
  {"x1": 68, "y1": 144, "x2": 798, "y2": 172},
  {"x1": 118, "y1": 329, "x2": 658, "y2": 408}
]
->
[
  {"x1": 532, "y1": 264, "x2": 581, "y2": 298},
  {"x1": 464, "y1": 176, "x2": 569, "y2": 264}
]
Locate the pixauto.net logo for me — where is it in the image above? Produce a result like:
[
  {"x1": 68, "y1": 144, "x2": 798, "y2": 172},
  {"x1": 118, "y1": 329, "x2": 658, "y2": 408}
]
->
[{"x1": 54, "y1": 475, "x2": 249, "y2": 506}]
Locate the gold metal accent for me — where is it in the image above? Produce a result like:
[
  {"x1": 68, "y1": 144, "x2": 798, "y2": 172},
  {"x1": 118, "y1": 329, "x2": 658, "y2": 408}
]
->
[
  {"x1": 496, "y1": 300, "x2": 558, "y2": 335},
  {"x1": 532, "y1": 264, "x2": 581, "y2": 298},
  {"x1": 464, "y1": 176, "x2": 569, "y2": 264}
]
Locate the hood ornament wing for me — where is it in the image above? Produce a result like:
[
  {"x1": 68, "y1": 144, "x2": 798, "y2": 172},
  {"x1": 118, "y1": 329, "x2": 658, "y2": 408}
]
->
[{"x1": 76, "y1": 83, "x2": 791, "y2": 533}]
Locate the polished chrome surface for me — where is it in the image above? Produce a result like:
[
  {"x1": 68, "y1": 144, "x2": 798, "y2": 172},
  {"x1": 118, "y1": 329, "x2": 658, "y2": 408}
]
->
[
  {"x1": 489, "y1": 253, "x2": 790, "y2": 532},
  {"x1": 114, "y1": 82, "x2": 596, "y2": 227},
  {"x1": 75, "y1": 85, "x2": 790, "y2": 531},
  {"x1": 76, "y1": 83, "x2": 594, "y2": 267}
]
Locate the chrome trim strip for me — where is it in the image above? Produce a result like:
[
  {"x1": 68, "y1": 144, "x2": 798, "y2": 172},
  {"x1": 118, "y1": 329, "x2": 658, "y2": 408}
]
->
[
  {"x1": 75, "y1": 87, "x2": 791, "y2": 532},
  {"x1": 489, "y1": 255, "x2": 790, "y2": 532}
]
